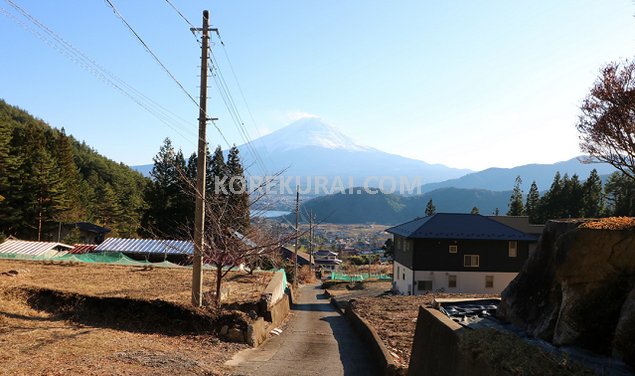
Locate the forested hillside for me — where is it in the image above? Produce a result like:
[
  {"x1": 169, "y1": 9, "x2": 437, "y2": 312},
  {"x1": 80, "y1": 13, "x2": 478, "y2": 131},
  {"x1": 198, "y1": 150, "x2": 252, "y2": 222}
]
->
[
  {"x1": 0, "y1": 100, "x2": 147, "y2": 240},
  {"x1": 291, "y1": 187, "x2": 511, "y2": 225},
  {"x1": 292, "y1": 169, "x2": 634, "y2": 225}
]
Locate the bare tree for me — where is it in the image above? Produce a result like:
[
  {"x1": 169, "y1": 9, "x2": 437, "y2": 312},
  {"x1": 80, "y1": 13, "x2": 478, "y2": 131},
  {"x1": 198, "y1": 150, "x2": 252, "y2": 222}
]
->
[
  {"x1": 577, "y1": 59, "x2": 635, "y2": 179},
  {"x1": 182, "y1": 168, "x2": 302, "y2": 307}
]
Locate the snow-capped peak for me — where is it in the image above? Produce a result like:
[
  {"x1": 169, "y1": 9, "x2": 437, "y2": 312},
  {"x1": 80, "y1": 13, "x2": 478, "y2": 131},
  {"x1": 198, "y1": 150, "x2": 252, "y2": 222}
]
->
[{"x1": 251, "y1": 118, "x2": 375, "y2": 153}]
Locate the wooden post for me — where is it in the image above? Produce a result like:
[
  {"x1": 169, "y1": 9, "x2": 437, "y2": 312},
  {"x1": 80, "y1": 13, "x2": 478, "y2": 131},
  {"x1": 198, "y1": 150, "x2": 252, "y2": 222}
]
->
[{"x1": 192, "y1": 10, "x2": 210, "y2": 307}]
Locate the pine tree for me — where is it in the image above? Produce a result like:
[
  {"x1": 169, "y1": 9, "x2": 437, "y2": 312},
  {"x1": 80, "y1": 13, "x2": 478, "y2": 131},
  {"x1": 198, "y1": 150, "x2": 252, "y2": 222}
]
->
[
  {"x1": 173, "y1": 149, "x2": 194, "y2": 232},
  {"x1": 95, "y1": 183, "x2": 123, "y2": 230},
  {"x1": 562, "y1": 173, "x2": 583, "y2": 218},
  {"x1": 0, "y1": 121, "x2": 11, "y2": 195},
  {"x1": 54, "y1": 128, "x2": 83, "y2": 222},
  {"x1": 28, "y1": 142, "x2": 65, "y2": 240},
  {"x1": 604, "y1": 172, "x2": 635, "y2": 216},
  {"x1": 186, "y1": 152, "x2": 198, "y2": 187},
  {"x1": 538, "y1": 171, "x2": 563, "y2": 221},
  {"x1": 582, "y1": 169, "x2": 603, "y2": 217},
  {"x1": 150, "y1": 138, "x2": 178, "y2": 189},
  {"x1": 507, "y1": 176, "x2": 524, "y2": 216},
  {"x1": 142, "y1": 138, "x2": 186, "y2": 237},
  {"x1": 209, "y1": 145, "x2": 227, "y2": 197},
  {"x1": 425, "y1": 199, "x2": 436, "y2": 216},
  {"x1": 226, "y1": 145, "x2": 250, "y2": 232},
  {"x1": 525, "y1": 181, "x2": 540, "y2": 223},
  {"x1": 0, "y1": 122, "x2": 18, "y2": 233}
]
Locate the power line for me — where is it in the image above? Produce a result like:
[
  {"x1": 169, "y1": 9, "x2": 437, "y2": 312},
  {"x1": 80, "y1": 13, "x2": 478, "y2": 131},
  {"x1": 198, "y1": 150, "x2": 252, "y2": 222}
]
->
[
  {"x1": 208, "y1": 46, "x2": 269, "y2": 175},
  {"x1": 161, "y1": 1, "x2": 270, "y2": 175},
  {"x1": 163, "y1": 0, "x2": 195, "y2": 29},
  {"x1": 106, "y1": 0, "x2": 270, "y2": 175},
  {"x1": 216, "y1": 32, "x2": 268, "y2": 144},
  {"x1": 159, "y1": 1, "x2": 252, "y2": 161},
  {"x1": 103, "y1": 0, "x2": 199, "y2": 108},
  {"x1": 212, "y1": 38, "x2": 269, "y2": 173},
  {"x1": 208, "y1": 56, "x2": 268, "y2": 175},
  {"x1": 102, "y1": 0, "x2": 233, "y2": 153},
  {"x1": 1, "y1": 1, "x2": 198, "y2": 146}
]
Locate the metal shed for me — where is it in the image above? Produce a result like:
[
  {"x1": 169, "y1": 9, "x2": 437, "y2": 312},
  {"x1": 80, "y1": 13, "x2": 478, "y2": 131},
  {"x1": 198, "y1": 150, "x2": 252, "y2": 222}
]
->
[{"x1": 0, "y1": 239, "x2": 73, "y2": 257}]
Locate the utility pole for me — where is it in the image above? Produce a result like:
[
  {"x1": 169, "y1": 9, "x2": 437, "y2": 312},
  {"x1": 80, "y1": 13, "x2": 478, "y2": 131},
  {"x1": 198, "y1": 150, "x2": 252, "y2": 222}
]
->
[
  {"x1": 191, "y1": 10, "x2": 215, "y2": 307},
  {"x1": 294, "y1": 185, "x2": 299, "y2": 287}
]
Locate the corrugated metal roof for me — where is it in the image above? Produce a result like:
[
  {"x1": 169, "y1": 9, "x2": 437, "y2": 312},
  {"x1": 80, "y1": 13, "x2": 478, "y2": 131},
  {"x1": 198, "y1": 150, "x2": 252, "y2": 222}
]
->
[
  {"x1": 69, "y1": 244, "x2": 98, "y2": 254},
  {"x1": 386, "y1": 213, "x2": 539, "y2": 241},
  {"x1": 95, "y1": 238, "x2": 194, "y2": 255},
  {"x1": 234, "y1": 231, "x2": 256, "y2": 248},
  {"x1": 0, "y1": 240, "x2": 73, "y2": 256}
]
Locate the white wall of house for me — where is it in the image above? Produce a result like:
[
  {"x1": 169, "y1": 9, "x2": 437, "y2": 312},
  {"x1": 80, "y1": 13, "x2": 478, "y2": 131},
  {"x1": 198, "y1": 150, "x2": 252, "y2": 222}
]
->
[
  {"x1": 412, "y1": 270, "x2": 517, "y2": 294},
  {"x1": 393, "y1": 260, "x2": 414, "y2": 295}
]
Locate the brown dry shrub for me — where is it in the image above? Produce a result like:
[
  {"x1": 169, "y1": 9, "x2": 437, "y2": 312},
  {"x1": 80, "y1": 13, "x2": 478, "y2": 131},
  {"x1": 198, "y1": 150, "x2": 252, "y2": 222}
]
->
[
  {"x1": 579, "y1": 217, "x2": 635, "y2": 230},
  {"x1": 296, "y1": 265, "x2": 316, "y2": 284}
]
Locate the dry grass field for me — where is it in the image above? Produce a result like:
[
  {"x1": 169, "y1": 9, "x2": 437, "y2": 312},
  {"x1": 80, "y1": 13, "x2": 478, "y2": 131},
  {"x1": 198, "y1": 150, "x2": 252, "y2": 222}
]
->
[
  {"x1": 0, "y1": 259, "x2": 273, "y2": 375},
  {"x1": 0, "y1": 260, "x2": 271, "y2": 306}
]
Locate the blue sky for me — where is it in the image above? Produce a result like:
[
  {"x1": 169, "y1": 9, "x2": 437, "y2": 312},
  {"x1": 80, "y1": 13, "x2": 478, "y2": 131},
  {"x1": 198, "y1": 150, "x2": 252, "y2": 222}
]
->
[{"x1": 1, "y1": 0, "x2": 633, "y2": 171}]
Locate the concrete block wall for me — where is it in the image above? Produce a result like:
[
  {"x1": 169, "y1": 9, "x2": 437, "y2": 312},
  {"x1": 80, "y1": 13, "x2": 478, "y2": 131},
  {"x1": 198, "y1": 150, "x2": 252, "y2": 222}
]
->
[{"x1": 408, "y1": 306, "x2": 493, "y2": 376}]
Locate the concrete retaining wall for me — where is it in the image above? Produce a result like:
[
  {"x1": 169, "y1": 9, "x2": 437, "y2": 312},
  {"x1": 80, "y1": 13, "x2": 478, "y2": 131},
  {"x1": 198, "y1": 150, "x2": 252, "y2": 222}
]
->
[
  {"x1": 262, "y1": 271, "x2": 286, "y2": 306},
  {"x1": 345, "y1": 304, "x2": 405, "y2": 376},
  {"x1": 246, "y1": 274, "x2": 293, "y2": 347},
  {"x1": 408, "y1": 306, "x2": 493, "y2": 376}
]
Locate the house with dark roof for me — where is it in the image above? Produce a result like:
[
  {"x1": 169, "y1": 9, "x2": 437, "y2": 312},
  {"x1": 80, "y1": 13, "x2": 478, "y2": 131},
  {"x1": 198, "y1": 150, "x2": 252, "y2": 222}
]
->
[
  {"x1": 385, "y1": 213, "x2": 540, "y2": 295},
  {"x1": 487, "y1": 216, "x2": 544, "y2": 236},
  {"x1": 59, "y1": 222, "x2": 111, "y2": 244},
  {"x1": 279, "y1": 246, "x2": 314, "y2": 267}
]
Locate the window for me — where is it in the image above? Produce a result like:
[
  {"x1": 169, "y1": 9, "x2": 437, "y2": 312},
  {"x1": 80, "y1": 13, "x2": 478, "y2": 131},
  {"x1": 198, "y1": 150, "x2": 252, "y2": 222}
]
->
[
  {"x1": 464, "y1": 254, "x2": 479, "y2": 267},
  {"x1": 508, "y1": 241, "x2": 518, "y2": 257},
  {"x1": 397, "y1": 266, "x2": 400, "y2": 279},
  {"x1": 485, "y1": 275, "x2": 494, "y2": 289},
  {"x1": 405, "y1": 240, "x2": 413, "y2": 252},
  {"x1": 449, "y1": 245, "x2": 458, "y2": 254},
  {"x1": 448, "y1": 275, "x2": 457, "y2": 288},
  {"x1": 402, "y1": 273, "x2": 405, "y2": 280},
  {"x1": 418, "y1": 280, "x2": 432, "y2": 291}
]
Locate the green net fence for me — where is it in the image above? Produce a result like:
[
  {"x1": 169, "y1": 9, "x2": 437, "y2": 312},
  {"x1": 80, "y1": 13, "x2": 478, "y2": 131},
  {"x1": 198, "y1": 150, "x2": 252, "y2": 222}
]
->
[
  {"x1": 330, "y1": 272, "x2": 391, "y2": 281},
  {"x1": 0, "y1": 251, "x2": 183, "y2": 268}
]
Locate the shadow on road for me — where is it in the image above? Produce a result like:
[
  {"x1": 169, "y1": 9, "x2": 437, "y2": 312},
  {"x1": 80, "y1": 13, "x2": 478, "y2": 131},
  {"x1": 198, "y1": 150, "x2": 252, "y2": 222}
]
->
[
  {"x1": 292, "y1": 300, "x2": 336, "y2": 312},
  {"x1": 320, "y1": 316, "x2": 381, "y2": 376}
]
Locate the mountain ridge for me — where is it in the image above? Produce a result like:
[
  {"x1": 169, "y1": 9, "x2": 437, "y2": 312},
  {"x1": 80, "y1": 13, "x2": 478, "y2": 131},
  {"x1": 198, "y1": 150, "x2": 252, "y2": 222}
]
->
[
  {"x1": 134, "y1": 117, "x2": 472, "y2": 184},
  {"x1": 285, "y1": 186, "x2": 512, "y2": 225},
  {"x1": 418, "y1": 157, "x2": 616, "y2": 193},
  {"x1": 132, "y1": 118, "x2": 617, "y2": 195}
]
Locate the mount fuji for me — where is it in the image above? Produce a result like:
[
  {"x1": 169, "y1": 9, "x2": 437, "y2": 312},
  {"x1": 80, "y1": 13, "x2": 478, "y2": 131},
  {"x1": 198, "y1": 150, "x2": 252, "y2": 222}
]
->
[{"x1": 237, "y1": 117, "x2": 471, "y2": 184}]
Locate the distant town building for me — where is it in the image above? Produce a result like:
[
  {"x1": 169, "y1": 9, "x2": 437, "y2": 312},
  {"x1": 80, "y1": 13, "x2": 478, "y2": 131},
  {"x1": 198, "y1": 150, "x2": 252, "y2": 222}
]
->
[{"x1": 314, "y1": 249, "x2": 343, "y2": 272}]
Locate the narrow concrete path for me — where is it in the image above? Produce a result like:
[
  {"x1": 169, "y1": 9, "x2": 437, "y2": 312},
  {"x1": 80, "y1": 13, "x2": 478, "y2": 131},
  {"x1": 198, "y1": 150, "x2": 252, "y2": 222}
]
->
[{"x1": 226, "y1": 283, "x2": 380, "y2": 376}]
